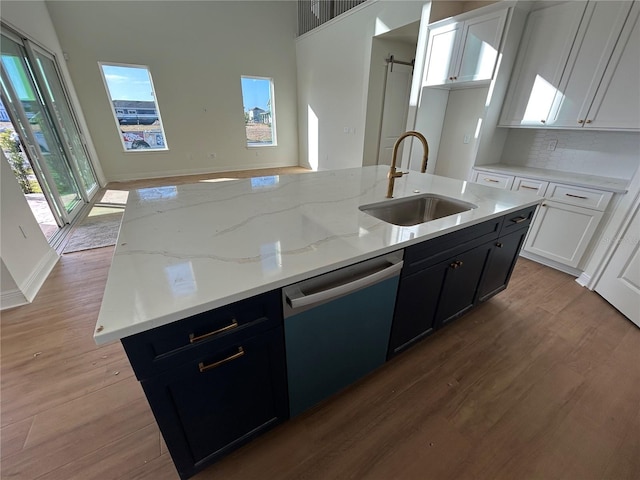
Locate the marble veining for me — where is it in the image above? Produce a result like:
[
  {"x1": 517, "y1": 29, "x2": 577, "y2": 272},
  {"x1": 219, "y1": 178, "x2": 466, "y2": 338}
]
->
[{"x1": 95, "y1": 166, "x2": 540, "y2": 344}]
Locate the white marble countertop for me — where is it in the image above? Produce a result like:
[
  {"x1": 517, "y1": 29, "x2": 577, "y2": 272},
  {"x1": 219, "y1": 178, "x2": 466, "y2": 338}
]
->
[
  {"x1": 94, "y1": 166, "x2": 541, "y2": 344},
  {"x1": 473, "y1": 164, "x2": 629, "y2": 193}
]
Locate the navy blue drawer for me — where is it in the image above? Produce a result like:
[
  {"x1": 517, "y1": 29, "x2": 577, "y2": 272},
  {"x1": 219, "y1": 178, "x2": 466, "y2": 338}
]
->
[
  {"x1": 403, "y1": 217, "x2": 502, "y2": 276},
  {"x1": 500, "y1": 205, "x2": 538, "y2": 235},
  {"x1": 122, "y1": 289, "x2": 282, "y2": 380}
]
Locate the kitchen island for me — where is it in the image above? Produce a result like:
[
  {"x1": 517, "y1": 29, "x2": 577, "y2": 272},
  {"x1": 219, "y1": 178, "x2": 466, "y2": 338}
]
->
[{"x1": 94, "y1": 165, "x2": 540, "y2": 479}]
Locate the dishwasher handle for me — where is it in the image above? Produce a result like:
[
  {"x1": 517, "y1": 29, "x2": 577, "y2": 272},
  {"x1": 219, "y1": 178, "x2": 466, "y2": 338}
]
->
[{"x1": 284, "y1": 258, "x2": 403, "y2": 312}]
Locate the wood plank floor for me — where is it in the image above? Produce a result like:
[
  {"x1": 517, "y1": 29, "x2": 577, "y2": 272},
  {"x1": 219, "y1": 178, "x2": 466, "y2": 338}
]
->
[{"x1": 2, "y1": 171, "x2": 639, "y2": 479}]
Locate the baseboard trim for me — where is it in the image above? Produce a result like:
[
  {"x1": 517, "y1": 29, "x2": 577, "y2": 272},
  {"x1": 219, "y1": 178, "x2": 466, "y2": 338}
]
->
[
  {"x1": 0, "y1": 288, "x2": 28, "y2": 311},
  {"x1": 575, "y1": 272, "x2": 592, "y2": 288},
  {"x1": 21, "y1": 248, "x2": 60, "y2": 303}
]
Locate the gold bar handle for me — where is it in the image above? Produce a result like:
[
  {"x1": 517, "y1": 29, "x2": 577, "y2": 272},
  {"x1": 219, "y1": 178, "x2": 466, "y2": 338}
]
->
[
  {"x1": 189, "y1": 319, "x2": 238, "y2": 344},
  {"x1": 199, "y1": 347, "x2": 244, "y2": 373},
  {"x1": 510, "y1": 216, "x2": 527, "y2": 224},
  {"x1": 565, "y1": 193, "x2": 588, "y2": 200},
  {"x1": 520, "y1": 185, "x2": 538, "y2": 190},
  {"x1": 484, "y1": 178, "x2": 500, "y2": 183}
]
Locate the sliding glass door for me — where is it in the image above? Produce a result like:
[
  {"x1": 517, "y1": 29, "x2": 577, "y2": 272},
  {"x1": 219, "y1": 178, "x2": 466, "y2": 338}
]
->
[
  {"x1": 0, "y1": 30, "x2": 97, "y2": 232},
  {"x1": 28, "y1": 42, "x2": 98, "y2": 197}
]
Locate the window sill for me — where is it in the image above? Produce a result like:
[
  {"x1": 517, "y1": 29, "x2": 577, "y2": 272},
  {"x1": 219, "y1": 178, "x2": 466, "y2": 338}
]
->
[
  {"x1": 246, "y1": 143, "x2": 277, "y2": 148},
  {"x1": 123, "y1": 147, "x2": 170, "y2": 154}
]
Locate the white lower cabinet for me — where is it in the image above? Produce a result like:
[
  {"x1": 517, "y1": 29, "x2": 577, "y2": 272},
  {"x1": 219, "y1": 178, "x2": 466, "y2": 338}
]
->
[
  {"x1": 523, "y1": 200, "x2": 603, "y2": 268},
  {"x1": 471, "y1": 169, "x2": 613, "y2": 271}
]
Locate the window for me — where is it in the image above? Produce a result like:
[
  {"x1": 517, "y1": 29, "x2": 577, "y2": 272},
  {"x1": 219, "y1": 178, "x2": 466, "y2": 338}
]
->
[
  {"x1": 241, "y1": 76, "x2": 276, "y2": 146},
  {"x1": 99, "y1": 63, "x2": 167, "y2": 151}
]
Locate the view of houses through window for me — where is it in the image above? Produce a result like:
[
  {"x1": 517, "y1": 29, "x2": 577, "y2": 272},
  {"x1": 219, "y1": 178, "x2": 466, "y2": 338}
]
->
[
  {"x1": 241, "y1": 76, "x2": 276, "y2": 146},
  {"x1": 99, "y1": 63, "x2": 167, "y2": 151}
]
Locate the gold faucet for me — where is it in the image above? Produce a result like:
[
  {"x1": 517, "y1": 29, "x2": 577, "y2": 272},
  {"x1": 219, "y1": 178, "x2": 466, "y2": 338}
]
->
[{"x1": 386, "y1": 131, "x2": 429, "y2": 198}]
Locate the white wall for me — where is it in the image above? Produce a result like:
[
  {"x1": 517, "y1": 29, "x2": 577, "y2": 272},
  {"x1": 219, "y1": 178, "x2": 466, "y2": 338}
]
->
[
  {"x1": 296, "y1": 0, "x2": 425, "y2": 171},
  {"x1": 45, "y1": 1, "x2": 299, "y2": 182},
  {"x1": 1, "y1": 0, "x2": 106, "y2": 187},
  {"x1": 409, "y1": 86, "x2": 448, "y2": 173},
  {"x1": 1, "y1": 151, "x2": 59, "y2": 309},
  {"x1": 434, "y1": 86, "x2": 489, "y2": 180},
  {"x1": 429, "y1": 1, "x2": 499, "y2": 23},
  {"x1": 500, "y1": 129, "x2": 640, "y2": 180}
]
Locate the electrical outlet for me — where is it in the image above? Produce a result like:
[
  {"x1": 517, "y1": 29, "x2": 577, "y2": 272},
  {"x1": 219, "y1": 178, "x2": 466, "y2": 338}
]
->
[
  {"x1": 463, "y1": 134, "x2": 471, "y2": 144},
  {"x1": 547, "y1": 139, "x2": 558, "y2": 151}
]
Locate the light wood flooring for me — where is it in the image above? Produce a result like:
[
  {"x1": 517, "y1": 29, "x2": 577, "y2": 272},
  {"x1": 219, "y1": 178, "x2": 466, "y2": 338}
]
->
[
  {"x1": 2, "y1": 170, "x2": 639, "y2": 479},
  {"x1": 104, "y1": 166, "x2": 312, "y2": 191}
]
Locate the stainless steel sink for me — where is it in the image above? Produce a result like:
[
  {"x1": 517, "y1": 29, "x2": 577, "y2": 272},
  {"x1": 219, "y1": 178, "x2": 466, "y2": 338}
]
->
[{"x1": 359, "y1": 194, "x2": 477, "y2": 226}]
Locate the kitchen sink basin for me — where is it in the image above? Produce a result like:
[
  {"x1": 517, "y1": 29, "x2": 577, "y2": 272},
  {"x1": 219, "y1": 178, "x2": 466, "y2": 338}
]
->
[{"x1": 359, "y1": 194, "x2": 477, "y2": 226}]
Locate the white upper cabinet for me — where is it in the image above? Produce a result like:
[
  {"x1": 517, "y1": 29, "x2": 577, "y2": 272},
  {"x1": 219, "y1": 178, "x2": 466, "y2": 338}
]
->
[
  {"x1": 424, "y1": 9, "x2": 508, "y2": 87},
  {"x1": 500, "y1": 1, "x2": 639, "y2": 131},
  {"x1": 581, "y1": 3, "x2": 639, "y2": 130},
  {"x1": 547, "y1": 1, "x2": 638, "y2": 129},
  {"x1": 499, "y1": 1, "x2": 588, "y2": 126}
]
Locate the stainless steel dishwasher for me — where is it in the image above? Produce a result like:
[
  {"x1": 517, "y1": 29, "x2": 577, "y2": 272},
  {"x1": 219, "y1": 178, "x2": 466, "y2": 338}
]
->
[{"x1": 282, "y1": 251, "x2": 403, "y2": 417}]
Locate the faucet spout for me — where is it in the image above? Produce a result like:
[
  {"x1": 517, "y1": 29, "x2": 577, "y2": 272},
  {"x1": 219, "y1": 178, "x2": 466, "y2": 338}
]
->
[{"x1": 386, "y1": 131, "x2": 429, "y2": 198}]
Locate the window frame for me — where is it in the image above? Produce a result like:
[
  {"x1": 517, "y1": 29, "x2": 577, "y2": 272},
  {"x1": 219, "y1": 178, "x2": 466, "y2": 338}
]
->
[
  {"x1": 241, "y1": 75, "x2": 277, "y2": 148},
  {"x1": 98, "y1": 61, "x2": 169, "y2": 153}
]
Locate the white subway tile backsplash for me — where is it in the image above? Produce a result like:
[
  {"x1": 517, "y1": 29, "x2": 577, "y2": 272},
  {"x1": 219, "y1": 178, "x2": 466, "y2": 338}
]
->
[{"x1": 501, "y1": 129, "x2": 640, "y2": 179}]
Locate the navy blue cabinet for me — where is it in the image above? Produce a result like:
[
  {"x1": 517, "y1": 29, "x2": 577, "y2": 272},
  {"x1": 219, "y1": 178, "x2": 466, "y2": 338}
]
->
[
  {"x1": 121, "y1": 290, "x2": 288, "y2": 480},
  {"x1": 475, "y1": 206, "x2": 536, "y2": 303},
  {"x1": 388, "y1": 262, "x2": 444, "y2": 354},
  {"x1": 388, "y1": 205, "x2": 537, "y2": 358},
  {"x1": 435, "y1": 242, "x2": 494, "y2": 328},
  {"x1": 476, "y1": 228, "x2": 528, "y2": 302}
]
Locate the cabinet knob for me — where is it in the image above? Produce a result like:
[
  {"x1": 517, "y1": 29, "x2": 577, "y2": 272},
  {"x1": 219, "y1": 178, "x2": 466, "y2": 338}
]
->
[
  {"x1": 540, "y1": 119, "x2": 546, "y2": 123},
  {"x1": 542, "y1": 203, "x2": 547, "y2": 207},
  {"x1": 585, "y1": 119, "x2": 592, "y2": 124},
  {"x1": 449, "y1": 76, "x2": 453, "y2": 80},
  {"x1": 578, "y1": 119, "x2": 584, "y2": 124},
  {"x1": 449, "y1": 260, "x2": 464, "y2": 269},
  {"x1": 496, "y1": 242, "x2": 503, "y2": 248},
  {"x1": 453, "y1": 76, "x2": 457, "y2": 80}
]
